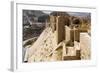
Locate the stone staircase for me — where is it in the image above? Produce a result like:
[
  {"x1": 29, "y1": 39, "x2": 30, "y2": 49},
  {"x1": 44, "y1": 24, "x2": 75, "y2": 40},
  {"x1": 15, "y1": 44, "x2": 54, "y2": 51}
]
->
[{"x1": 62, "y1": 41, "x2": 81, "y2": 60}]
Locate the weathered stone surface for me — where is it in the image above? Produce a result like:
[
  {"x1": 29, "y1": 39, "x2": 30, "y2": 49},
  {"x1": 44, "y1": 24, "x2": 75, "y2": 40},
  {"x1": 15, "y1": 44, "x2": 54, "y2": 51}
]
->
[
  {"x1": 56, "y1": 16, "x2": 65, "y2": 44},
  {"x1": 80, "y1": 33, "x2": 91, "y2": 59},
  {"x1": 50, "y1": 16, "x2": 56, "y2": 32}
]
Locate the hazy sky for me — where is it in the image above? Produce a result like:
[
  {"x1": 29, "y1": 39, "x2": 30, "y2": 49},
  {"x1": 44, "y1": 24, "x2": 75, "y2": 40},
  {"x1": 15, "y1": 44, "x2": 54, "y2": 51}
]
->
[
  {"x1": 42, "y1": 11, "x2": 51, "y2": 14},
  {"x1": 42, "y1": 10, "x2": 90, "y2": 17}
]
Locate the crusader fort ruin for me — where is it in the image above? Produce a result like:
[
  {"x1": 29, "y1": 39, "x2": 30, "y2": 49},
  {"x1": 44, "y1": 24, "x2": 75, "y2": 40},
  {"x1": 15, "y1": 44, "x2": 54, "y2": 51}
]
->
[{"x1": 23, "y1": 11, "x2": 91, "y2": 62}]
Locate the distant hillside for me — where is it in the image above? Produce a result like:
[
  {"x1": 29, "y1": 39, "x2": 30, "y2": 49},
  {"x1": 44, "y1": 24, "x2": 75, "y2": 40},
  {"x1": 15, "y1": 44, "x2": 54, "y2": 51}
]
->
[
  {"x1": 38, "y1": 14, "x2": 50, "y2": 22},
  {"x1": 23, "y1": 10, "x2": 48, "y2": 40},
  {"x1": 23, "y1": 10, "x2": 47, "y2": 25},
  {"x1": 23, "y1": 10, "x2": 46, "y2": 17}
]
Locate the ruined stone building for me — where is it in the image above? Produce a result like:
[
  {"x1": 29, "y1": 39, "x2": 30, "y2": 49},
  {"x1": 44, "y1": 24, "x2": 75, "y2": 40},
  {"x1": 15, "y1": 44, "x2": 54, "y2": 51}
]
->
[
  {"x1": 48, "y1": 12, "x2": 90, "y2": 60},
  {"x1": 23, "y1": 12, "x2": 91, "y2": 62},
  {"x1": 49, "y1": 13, "x2": 81, "y2": 60}
]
